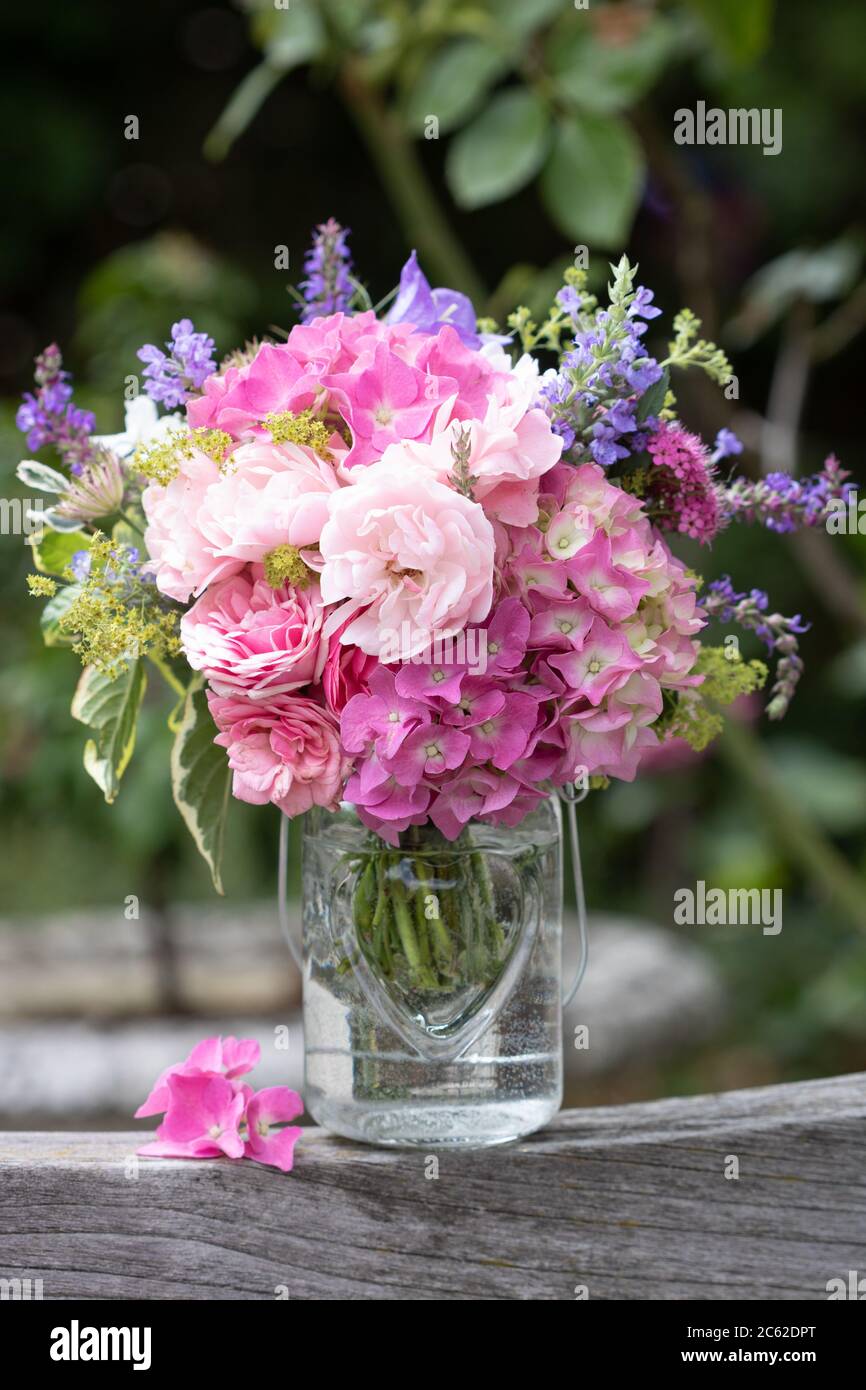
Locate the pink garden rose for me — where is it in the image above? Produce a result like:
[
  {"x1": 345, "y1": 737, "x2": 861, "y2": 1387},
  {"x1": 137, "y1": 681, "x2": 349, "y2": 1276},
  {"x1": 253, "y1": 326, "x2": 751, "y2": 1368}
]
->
[
  {"x1": 319, "y1": 456, "x2": 495, "y2": 658},
  {"x1": 382, "y1": 397, "x2": 562, "y2": 526},
  {"x1": 322, "y1": 618, "x2": 378, "y2": 715},
  {"x1": 208, "y1": 691, "x2": 349, "y2": 817},
  {"x1": 142, "y1": 438, "x2": 340, "y2": 601},
  {"x1": 192, "y1": 439, "x2": 340, "y2": 575},
  {"x1": 142, "y1": 446, "x2": 221, "y2": 603},
  {"x1": 181, "y1": 567, "x2": 326, "y2": 700}
]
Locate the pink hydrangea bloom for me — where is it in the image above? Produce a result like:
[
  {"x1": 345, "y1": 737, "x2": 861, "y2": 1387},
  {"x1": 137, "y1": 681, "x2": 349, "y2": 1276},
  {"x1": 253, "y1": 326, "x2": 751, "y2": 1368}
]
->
[
  {"x1": 326, "y1": 341, "x2": 453, "y2": 469},
  {"x1": 181, "y1": 567, "x2": 326, "y2": 699},
  {"x1": 135, "y1": 1035, "x2": 260, "y2": 1119},
  {"x1": 209, "y1": 691, "x2": 349, "y2": 817},
  {"x1": 245, "y1": 1087, "x2": 304, "y2": 1173},
  {"x1": 136, "y1": 1039, "x2": 304, "y2": 1174},
  {"x1": 138, "y1": 1072, "x2": 246, "y2": 1160},
  {"x1": 319, "y1": 457, "x2": 495, "y2": 658}
]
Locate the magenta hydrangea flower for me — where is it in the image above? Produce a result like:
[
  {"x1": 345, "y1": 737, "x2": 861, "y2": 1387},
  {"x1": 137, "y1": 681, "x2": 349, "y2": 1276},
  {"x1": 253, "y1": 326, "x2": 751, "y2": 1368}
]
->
[
  {"x1": 135, "y1": 1035, "x2": 260, "y2": 1118},
  {"x1": 138, "y1": 1072, "x2": 247, "y2": 1160},
  {"x1": 136, "y1": 1037, "x2": 305, "y2": 1174},
  {"x1": 245, "y1": 1087, "x2": 304, "y2": 1173}
]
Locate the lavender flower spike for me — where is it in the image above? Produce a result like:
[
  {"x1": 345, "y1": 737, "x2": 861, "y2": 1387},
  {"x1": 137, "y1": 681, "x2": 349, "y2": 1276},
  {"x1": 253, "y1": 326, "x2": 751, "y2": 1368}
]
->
[
  {"x1": 299, "y1": 218, "x2": 354, "y2": 323},
  {"x1": 722, "y1": 456, "x2": 852, "y2": 534},
  {"x1": 137, "y1": 319, "x2": 217, "y2": 409},
  {"x1": 705, "y1": 576, "x2": 810, "y2": 719},
  {"x1": 16, "y1": 344, "x2": 96, "y2": 475}
]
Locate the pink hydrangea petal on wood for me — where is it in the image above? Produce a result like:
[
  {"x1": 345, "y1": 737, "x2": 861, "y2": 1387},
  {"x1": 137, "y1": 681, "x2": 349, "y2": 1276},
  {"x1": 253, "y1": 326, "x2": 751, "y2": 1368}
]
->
[{"x1": 244, "y1": 1086, "x2": 305, "y2": 1173}]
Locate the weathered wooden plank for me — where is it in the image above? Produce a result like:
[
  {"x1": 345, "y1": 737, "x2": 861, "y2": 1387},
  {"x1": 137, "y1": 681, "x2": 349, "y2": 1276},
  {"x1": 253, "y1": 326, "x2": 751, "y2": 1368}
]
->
[{"x1": 1, "y1": 1072, "x2": 864, "y2": 1301}]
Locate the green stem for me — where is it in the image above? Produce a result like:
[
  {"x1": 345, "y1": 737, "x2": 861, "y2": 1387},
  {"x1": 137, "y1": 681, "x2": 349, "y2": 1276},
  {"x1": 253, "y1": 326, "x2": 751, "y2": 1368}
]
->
[
  {"x1": 353, "y1": 859, "x2": 376, "y2": 943},
  {"x1": 371, "y1": 860, "x2": 393, "y2": 979},
  {"x1": 338, "y1": 59, "x2": 487, "y2": 306},
  {"x1": 416, "y1": 858, "x2": 454, "y2": 976},
  {"x1": 389, "y1": 866, "x2": 437, "y2": 988}
]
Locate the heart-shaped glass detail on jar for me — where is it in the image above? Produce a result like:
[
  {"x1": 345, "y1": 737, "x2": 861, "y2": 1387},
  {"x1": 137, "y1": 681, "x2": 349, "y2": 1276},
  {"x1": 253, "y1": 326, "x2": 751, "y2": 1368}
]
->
[{"x1": 330, "y1": 841, "x2": 541, "y2": 1062}]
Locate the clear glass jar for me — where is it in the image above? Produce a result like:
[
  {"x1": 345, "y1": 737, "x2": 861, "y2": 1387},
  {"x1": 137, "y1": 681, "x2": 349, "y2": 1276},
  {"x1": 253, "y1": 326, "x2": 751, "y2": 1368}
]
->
[{"x1": 298, "y1": 797, "x2": 564, "y2": 1148}]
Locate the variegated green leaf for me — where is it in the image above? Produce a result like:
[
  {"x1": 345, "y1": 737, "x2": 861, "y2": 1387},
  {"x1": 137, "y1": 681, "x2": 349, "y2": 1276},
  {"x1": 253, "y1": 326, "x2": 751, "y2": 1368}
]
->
[
  {"x1": 171, "y1": 678, "x2": 231, "y2": 894},
  {"x1": 71, "y1": 660, "x2": 147, "y2": 803}
]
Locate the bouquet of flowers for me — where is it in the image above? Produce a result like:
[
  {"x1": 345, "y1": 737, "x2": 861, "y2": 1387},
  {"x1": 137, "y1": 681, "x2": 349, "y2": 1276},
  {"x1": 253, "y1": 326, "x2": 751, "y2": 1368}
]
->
[{"x1": 18, "y1": 221, "x2": 852, "y2": 995}]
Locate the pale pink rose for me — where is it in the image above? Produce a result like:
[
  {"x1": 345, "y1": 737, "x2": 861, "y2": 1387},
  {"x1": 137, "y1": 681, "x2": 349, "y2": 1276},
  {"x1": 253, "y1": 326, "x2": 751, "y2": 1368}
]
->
[
  {"x1": 192, "y1": 439, "x2": 341, "y2": 590},
  {"x1": 142, "y1": 447, "x2": 222, "y2": 603},
  {"x1": 181, "y1": 567, "x2": 326, "y2": 700},
  {"x1": 319, "y1": 456, "x2": 495, "y2": 659},
  {"x1": 322, "y1": 619, "x2": 378, "y2": 716},
  {"x1": 383, "y1": 398, "x2": 562, "y2": 526},
  {"x1": 209, "y1": 691, "x2": 349, "y2": 818},
  {"x1": 143, "y1": 439, "x2": 340, "y2": 601}
]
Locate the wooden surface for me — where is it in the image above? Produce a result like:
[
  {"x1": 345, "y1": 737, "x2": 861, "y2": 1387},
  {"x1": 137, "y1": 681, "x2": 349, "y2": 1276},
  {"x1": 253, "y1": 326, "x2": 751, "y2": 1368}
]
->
[{"x1": 1, "y1": 1071, "x2": 864, "y2": 1301}]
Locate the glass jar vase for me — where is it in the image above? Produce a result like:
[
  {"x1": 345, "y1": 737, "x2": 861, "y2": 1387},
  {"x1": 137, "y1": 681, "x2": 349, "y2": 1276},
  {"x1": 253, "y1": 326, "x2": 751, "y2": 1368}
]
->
[{"x1": 288, "y1": 795, "x2": 574, "y2": 1148}]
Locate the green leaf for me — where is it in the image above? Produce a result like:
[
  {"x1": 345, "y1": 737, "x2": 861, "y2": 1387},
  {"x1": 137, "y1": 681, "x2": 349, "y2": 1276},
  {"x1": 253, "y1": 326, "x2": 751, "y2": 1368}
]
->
[
  {"x1": 30, "y1": 529, "x2": 90, "y2": 577},
  {"x1": 71, "y1": 661, "x2": 147, "y2": 804},
  {"x1": 488, "y1": 0, "x2": 563, "y2": 38},
  {"x1": 550, "y1": 18, "x2": 679, "y2": 115},
  {"x1": 729, "y1": 239, "x2": 864, "y2": 346},
  {"x1": 254, "y1": 2, "x2": 325, "y2": 70},
  {"x1": 446, "y1": 88, "x2": 550, "y2": 210},
  {"x1": 40, "y1": 583, "x2": 82, "y2": 647},
  {"x1": 205, "y1": 6, "x2": 324, "y2": 162},
  {"x1": 636, "y1": 367, "x2": 670, "y2": 422},
  {"x1": 16, "y1": 459, "x2": 68, "y2": 493},
  {"x1": 170, "y1": 679, "x2": 231, "y2": 894},
  {"x1": 405, "y1": 39, "x2": 509, "y2": 136},
  {"x1": 540, "y1": 113, "x2": 644, "y2": 248},
  {"x1": 684, "y1": 0, "x2": 773, "y2": 64}
]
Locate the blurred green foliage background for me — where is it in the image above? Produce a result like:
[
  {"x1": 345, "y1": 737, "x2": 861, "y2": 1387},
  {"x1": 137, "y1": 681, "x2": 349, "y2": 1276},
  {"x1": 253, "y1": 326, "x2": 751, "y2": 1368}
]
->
[{"x1": 2, "y1": 0, "x2": 865, "y2": 1098}]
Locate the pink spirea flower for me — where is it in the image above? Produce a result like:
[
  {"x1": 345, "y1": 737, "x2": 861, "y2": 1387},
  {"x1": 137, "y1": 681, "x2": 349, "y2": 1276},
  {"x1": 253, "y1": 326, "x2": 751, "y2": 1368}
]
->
[
  {"x1": 646, "y1": 422, "x2": 724, "y2": 544},
  {"x1": 181, "y1": 566, "x2": 326, "y2": 699},
  {"x1": 319, "y1": 457, "x2": 495, "y2": 658},
  {"x1": 209, "y1": 691, "x2": 349, "y2": 817}
]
